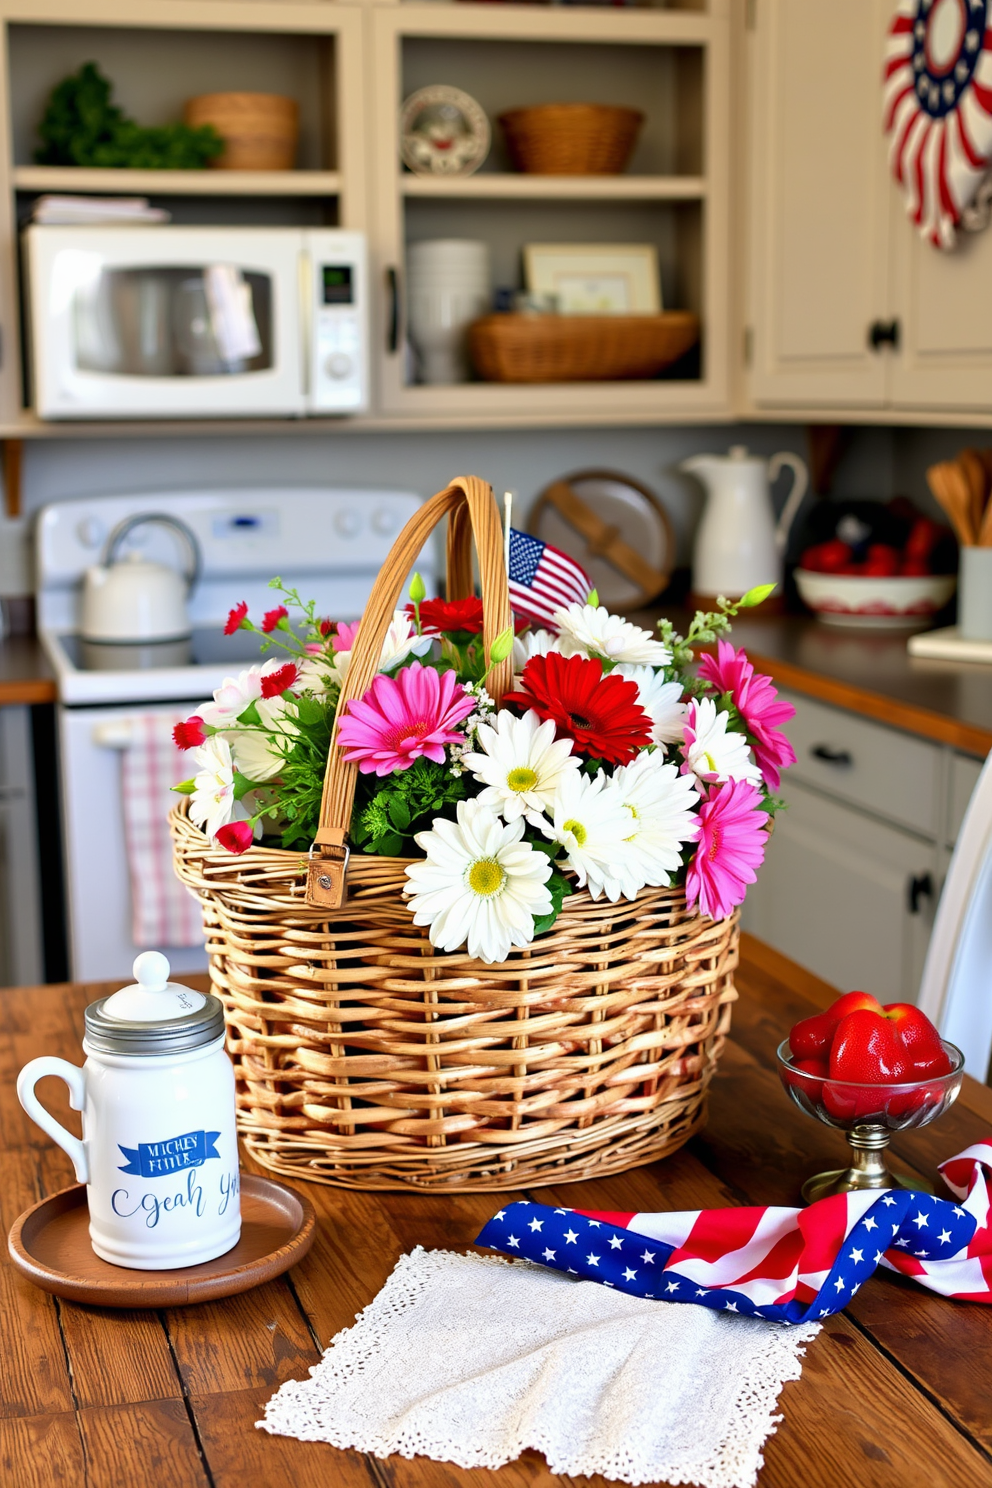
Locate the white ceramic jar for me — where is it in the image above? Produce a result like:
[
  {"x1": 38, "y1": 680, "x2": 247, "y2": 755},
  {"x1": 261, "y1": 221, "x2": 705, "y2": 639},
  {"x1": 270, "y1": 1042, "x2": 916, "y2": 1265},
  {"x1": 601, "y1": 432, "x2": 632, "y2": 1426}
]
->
[{"x1": 17, "y1": 952, "x2": 240, "y2": 1270}]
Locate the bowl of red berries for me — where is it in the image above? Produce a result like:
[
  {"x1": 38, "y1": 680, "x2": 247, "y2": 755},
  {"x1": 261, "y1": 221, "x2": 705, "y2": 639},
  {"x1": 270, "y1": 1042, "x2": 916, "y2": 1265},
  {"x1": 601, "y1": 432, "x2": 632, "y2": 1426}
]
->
[
  {"x1": 795, "y1": 515, "x2": 956, "y2": 628},
  {"x1": 777, "y1": 991, "x2": 964, "y2": 1203}
]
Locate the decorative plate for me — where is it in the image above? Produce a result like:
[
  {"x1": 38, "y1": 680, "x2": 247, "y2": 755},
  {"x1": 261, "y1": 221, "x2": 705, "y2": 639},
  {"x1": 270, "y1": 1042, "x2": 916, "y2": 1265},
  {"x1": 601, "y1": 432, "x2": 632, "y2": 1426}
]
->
[{"x1": 400, "y1": 86, "x2": 491, "y2": 177}]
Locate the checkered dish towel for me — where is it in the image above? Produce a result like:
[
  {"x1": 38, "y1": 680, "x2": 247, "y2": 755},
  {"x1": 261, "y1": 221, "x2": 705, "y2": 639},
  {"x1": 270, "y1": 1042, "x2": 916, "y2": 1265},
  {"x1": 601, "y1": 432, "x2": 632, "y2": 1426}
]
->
[
  {"x1": 120, "y1": 713, "x2": 203, "y2": 948},
  {"x1": 258, "y1": 1248, "x2": 818, "y2": 1488}
]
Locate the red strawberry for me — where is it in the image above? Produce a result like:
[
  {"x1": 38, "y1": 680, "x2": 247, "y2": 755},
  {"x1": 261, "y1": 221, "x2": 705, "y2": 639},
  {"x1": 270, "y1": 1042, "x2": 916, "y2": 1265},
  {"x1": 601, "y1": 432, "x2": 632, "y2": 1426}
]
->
[
  {"x1": 882, "y1": 1003, "x2": 952, "y2": 1077},
  {"x1": 829, "y1": 1009, "x2": 913, "y2": 1083},
  {"x1": 784, "y1": 1056, "x2": 829, "y2": 1104},
  {"x1": 789, "y1": 990, "x2": 882, "y2": 1061}
]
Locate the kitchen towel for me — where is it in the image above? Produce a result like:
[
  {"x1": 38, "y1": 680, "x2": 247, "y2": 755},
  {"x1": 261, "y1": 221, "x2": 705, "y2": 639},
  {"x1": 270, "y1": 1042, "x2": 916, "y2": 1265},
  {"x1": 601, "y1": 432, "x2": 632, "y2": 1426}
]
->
[
  {"x1": 121, "y1": 713, "x2": 203, "y2": 948},
  {"x1": 257, "y1": 1246, "x2": 818, "y2": 1488}
]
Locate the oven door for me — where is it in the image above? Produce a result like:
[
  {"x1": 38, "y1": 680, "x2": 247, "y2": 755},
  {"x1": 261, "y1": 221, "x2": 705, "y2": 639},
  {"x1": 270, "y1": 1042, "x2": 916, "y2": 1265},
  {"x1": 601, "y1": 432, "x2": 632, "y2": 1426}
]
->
[
  {"x1": 58, "y1": 702, "x2": 207, "y2": 982},
  {"x1": 26, "y1": 225, "x2": 305, "y2": 420}
]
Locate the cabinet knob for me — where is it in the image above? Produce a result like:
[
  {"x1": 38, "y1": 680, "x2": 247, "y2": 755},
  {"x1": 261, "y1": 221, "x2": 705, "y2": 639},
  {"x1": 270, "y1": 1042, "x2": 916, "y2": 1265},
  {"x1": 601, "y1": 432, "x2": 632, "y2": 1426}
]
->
[
  {"x1": 868, "y1": 319, "x2": 900, "y2": 351},
  {"x1": 907, "y1": 872, "x2": 934, "y2": 915},
  {"x1": 810, "y1": 744, "x2": 853, "y2": 767}
]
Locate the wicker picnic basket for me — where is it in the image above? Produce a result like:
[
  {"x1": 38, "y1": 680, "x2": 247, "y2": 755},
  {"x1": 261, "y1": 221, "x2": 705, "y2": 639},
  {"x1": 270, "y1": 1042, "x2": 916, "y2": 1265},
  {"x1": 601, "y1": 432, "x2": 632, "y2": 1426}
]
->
[
  {"x1": 171, "y1": 475, "x2": 739, "y2": 1192},
  {"x1": 468, "y1": 312, "x2": 700, "y2": 384}
]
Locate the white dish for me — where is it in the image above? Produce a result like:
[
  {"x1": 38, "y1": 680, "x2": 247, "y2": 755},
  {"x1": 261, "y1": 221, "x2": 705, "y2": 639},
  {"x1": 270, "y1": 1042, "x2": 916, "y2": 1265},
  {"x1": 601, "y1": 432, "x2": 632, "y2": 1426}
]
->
[{"x1": 794, "y1": 568, "x2": 957, "y2": 629}]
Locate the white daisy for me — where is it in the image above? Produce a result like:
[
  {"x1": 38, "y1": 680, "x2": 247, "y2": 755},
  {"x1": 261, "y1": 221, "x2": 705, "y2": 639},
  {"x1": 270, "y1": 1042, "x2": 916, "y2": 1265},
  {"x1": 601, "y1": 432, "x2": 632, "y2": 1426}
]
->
[
  {"x1": 462, "y1": 708, "x2": 580, "y2": 827},
  {"x1": 198, "y1": 658, "x2": 288, "y2": 728},
  {"x1": 540, "y1": 769, "x2": 631, "y2": 897},
  {"x1": 614, "y1": 665, "x2": 689, "y2": 750},
  {"x1": 604, "y1": 752, "x2": 701, "y2": 901},
  {"x1": 333, "y1": 610, "x2": 433, "y2": 682},
  {"x1": 404, "y1": 799, "x2": 554, "y2": 964},
  {"x1": 681, "y1": 696, "x2": 762, "y2": 785},
  {"x1": 553, "y1": 603, "x2": 672, "y2": 667},
  {"x1": 229, "y1": 696, "x2": 299, "y2": 782},
  {"x1": 512, "y1": 627, "x2": 562, "y2": 681},
  {"x1": 188, "y1": 736, "x2": 239, "y2": 838}
]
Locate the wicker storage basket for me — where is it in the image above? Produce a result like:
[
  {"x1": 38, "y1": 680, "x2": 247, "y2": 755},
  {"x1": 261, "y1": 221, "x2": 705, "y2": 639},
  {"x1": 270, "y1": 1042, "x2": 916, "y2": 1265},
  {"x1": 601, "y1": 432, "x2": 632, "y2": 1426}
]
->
[
  {"x1": 469, "y1": 311, "x2": 699, "y2": 383},
  {"x1": 184, "y1": 92, "x2": 299, "y2": 171},
  {"x1": 499, "y1": 104, "x2": 644, "y2": 175},
  {"x1": 172, "y1": 476, "x2": 739, "y2": 1192}
]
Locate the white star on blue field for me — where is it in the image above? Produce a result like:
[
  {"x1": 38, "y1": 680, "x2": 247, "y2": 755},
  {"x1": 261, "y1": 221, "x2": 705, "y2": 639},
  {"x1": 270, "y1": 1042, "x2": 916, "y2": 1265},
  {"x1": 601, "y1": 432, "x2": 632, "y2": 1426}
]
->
[{"x1": 475, "y1": 1189, "x2": 976, "y2": 1325}]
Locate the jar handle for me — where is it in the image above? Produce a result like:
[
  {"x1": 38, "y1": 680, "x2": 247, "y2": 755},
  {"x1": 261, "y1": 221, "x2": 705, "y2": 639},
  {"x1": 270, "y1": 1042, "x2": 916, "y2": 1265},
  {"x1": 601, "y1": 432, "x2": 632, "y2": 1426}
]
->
[{"x1": 17, "y1": 1058, "x2": 89, "y2": 1183}]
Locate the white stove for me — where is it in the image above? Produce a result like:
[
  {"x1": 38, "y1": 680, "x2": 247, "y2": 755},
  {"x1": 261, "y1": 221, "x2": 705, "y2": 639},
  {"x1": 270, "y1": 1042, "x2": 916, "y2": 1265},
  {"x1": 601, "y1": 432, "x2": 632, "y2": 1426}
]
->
[{"x1": 38, "y1": 487, "x2": 435, "y2": 981}]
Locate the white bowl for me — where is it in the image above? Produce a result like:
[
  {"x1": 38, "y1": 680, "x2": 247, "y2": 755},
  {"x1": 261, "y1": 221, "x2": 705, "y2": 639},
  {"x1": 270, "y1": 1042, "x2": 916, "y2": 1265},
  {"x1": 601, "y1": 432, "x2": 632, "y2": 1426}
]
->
[{"x1": 794, "y1": 568, "x2": 957, "y2": 629}]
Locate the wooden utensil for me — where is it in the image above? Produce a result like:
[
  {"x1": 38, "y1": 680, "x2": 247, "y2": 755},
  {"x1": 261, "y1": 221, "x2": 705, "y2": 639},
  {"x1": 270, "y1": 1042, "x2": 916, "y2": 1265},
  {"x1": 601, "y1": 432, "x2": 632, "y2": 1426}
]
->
[
  {"x1": 927, "y1": 460, "x2": 976, "y2": 546},
  {"x1": 958, "y1": 448, "x2": 989, "y2": 543},
  {"x1": 979, "y1": 493, "x2": 992, "y2": 548}
]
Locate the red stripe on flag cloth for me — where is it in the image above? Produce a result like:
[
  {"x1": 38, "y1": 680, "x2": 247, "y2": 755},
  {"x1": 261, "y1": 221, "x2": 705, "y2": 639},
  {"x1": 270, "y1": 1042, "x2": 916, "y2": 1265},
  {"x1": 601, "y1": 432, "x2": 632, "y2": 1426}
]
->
[
  {"x1": 728, "y1": 1228, "x2": 807, "y2": 1291},
  {"x1": 938, "y1": 124, "x2": 959, "y2": 224},
  {"x1": 884, "y1": 52, "x2": 912, "y2": 81},
  {"x1": 955, "y1": 103, "x2": 986, "y2": 170},
  {"x1": 972, "y1": 81, "x2": 992, "y2": 118},
  {"x1": 893, "y1": 98, "x2": 923, "y2": 183},
  {"x1": 668, "y1": 1207, "x2": 769, "y2": 1267},
  {"x1": 795, "y1": 1192, "x2": 853, "y2": 1275},
  {"x1": 913, "y1": 119, "x2": 933, "y2": 224},
  {"x1": 891, "y1": 13, "x2": 913, "y2": 32},
  {"x1": 884, "y1": 82, "x2": 915, "y2": 136}
]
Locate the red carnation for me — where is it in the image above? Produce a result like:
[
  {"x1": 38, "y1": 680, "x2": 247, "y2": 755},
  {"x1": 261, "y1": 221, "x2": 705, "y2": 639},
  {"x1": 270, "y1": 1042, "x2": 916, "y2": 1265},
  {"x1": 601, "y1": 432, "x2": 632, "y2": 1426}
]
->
[
  {"x1": 260, "y1": 663, "x2": 298, "y2": 698},
  {"x1": 504, "y1": 652, "x2": 651, "y2": 765},
  {"x1": 262, "y1": 605, "x2": 288, "y2": 633},
  {"x1": 409, "y1": 597, "x2": 485, "y2": 635},
  {"x1": 224, "y1": 601, "x2": 249, "y2": 636},
  {"x1": 319, "y1": 618, "x2": 335, "y2": 637},
  {"x1": 173, "y1": 716, "x2": 206, "y2": 750},
  {"x1": 215, "y1": 820, "x2": 254, "y2": 854}
]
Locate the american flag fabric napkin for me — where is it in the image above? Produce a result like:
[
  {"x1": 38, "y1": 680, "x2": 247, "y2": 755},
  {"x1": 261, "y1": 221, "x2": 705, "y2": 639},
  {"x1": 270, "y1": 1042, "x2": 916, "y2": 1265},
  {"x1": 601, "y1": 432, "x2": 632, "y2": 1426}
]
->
[
  {"x1": 507, "y1": 528, "x2": 591, "y2": 627},
  {"x1": 476, "y1": 1142, "x2": 992, "y2": 1324}
]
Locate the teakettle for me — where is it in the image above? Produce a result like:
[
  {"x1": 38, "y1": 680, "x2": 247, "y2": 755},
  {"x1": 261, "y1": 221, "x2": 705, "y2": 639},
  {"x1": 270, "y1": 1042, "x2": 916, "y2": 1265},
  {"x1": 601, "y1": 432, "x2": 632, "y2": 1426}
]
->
[
  {"x1": 17, "y1": 952, "x2": 240, "y2": 1270},
  {"x1": 681, "y1": 445, "x2": 809, "y2": 599},
  {"x1": 81, "y1": 512, "x2": 201, "y2": 643}
]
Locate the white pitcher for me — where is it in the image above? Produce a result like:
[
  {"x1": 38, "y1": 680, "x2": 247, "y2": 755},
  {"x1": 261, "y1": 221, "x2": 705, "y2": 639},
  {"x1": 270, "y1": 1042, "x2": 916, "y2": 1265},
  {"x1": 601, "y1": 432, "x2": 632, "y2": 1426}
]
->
[
  {"x1": 17, "y1": 952, "x2": 240, "y2": 1270},
  {"x1": 682, "y1": 444, "x2": 809, "y2": 599}
]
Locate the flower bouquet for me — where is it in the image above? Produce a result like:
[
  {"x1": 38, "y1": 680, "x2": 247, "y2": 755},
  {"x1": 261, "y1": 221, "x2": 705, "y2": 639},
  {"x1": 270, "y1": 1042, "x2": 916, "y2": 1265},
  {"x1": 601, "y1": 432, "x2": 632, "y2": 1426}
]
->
[{"x1": 170, "y1": 476, "x2": 795, "y2": 1192}]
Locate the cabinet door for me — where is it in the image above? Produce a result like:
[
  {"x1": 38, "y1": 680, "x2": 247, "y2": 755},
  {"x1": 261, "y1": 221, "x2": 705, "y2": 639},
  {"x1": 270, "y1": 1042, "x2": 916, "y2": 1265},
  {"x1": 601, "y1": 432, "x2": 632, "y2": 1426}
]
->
[
  {"x1": 747, "y1": 0, "x2": 891, "y2": 408},
  {"x1": 743, "y1": 779, "x2": 936, "y2": 1002},
  {"x1": 888, "y1": 201, "x2": 992, "y2": 411}
]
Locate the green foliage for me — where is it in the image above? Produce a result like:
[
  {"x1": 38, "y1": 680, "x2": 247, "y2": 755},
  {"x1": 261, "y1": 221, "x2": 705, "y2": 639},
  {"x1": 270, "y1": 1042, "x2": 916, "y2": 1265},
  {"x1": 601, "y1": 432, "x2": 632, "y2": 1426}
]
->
[
  {"x1": 657, "y1": 586, "x2": 777, "y2": 671},
  {"x1": 352, "y1": 757, "x2": 468, "y2": 856},
  {"x1": 531, "y1": 867, "x2": 572, "y2": 936},
  {"x1": 36, "y1": 63, "x2": 223, "y2": 169},
  {"x1": 254, "y1": 693, "x2": 339, "y2": 851}
]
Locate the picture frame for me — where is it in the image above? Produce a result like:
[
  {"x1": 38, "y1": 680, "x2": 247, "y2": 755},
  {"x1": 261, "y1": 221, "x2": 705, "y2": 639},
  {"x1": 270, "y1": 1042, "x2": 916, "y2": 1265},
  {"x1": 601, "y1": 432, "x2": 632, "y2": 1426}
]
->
[{"x1": 523, "y1": 243, "x2": 661, "y2": 315}]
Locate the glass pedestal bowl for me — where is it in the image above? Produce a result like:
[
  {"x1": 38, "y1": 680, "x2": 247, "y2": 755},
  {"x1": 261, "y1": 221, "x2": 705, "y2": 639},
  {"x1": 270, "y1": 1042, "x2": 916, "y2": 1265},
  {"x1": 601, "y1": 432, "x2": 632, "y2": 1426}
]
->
[{"x1": 775, "y1": 1039, "x2": 965, "y2": 1204}]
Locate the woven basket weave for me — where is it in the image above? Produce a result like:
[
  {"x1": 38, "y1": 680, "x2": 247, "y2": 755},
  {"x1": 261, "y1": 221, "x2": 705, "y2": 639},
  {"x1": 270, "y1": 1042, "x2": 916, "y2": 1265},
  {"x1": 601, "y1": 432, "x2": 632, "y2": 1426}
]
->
[
  {"x1": 498, "y1": 103, "x2": 644, "y2": 175},
  {"x1": 469, "y1": 312, "x2": 700, "y2": 383},
  {"x1": 171, "y1": 475, "x2": 738, "y2": 1191}
]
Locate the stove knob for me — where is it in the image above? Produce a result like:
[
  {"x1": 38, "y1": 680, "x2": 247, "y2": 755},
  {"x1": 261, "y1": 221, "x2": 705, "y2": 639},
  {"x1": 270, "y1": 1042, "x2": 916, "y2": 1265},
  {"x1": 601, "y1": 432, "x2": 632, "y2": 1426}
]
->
[
  {"x1": 333, "y1": 508, "x2": 362, "y2": 537},
  {"x1": 371, "y1": 507, "x2": 399, "y2": 536},
  {"x1": 76, "y1": 517, "x2": 105, "y2": 549},
  {"x1": 324, "y1": 352, "x2": 354, "y2": 380}
]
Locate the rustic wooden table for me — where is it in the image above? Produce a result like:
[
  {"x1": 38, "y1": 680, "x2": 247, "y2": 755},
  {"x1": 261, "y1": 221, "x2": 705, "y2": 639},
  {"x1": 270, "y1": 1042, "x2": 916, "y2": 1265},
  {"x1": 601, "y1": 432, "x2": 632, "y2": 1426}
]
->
[{"x1": 3, "y1": 934, "x2": 991, "y2": 1488}]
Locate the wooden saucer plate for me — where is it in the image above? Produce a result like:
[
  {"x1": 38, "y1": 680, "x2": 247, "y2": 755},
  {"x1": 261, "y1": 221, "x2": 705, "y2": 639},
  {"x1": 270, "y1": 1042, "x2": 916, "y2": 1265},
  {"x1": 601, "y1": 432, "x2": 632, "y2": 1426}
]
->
[{"x1": 7, "y1": 1173, "x2": 316, "y2": 1308}]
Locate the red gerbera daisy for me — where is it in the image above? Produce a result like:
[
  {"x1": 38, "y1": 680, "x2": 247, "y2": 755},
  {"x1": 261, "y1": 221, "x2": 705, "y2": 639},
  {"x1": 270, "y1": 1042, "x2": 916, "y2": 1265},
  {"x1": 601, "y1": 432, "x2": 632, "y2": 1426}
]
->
[
  {"x1": 224, "y1": 601, "x2": 249, "y2": 636},
  {"x1": 260, "y1": 663, "x2": 298, "y2": 698},
  {"x1": 408, "y1": 597, "x2": 485, "y2": 635},
  {"x1": 503, "y1": 652, "x2": 651, "y2": 765}
]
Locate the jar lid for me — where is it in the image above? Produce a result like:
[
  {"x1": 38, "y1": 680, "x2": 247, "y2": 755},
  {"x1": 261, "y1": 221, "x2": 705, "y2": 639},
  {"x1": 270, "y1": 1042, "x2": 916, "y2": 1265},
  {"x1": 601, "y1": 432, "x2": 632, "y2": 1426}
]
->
[{"x1": 84, "y1": 952, "x2": 225, "y2": 1056}]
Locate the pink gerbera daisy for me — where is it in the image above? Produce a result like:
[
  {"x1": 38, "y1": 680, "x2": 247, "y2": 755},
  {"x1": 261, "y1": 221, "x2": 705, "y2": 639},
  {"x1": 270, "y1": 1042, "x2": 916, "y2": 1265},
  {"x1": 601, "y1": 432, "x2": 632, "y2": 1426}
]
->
[
  {"x1": 685, "y1": 779, "x2": 769, "y2": 922},
  {"x1": 337, "y1": 661, "x2": 474, "y2": 776},
  {"x1": 333, "y1": 619, "x2": 362, "y2": 653},
  {"x1": 697, "y1": 641, "x2": 796, "y2": 790}
]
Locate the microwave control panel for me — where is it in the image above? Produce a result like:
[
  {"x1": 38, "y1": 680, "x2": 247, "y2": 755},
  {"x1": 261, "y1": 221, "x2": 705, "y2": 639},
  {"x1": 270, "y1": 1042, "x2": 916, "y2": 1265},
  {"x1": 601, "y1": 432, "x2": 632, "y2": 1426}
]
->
[{"x1": 308, "y1": 234, "x2": 368, "y2": 414}]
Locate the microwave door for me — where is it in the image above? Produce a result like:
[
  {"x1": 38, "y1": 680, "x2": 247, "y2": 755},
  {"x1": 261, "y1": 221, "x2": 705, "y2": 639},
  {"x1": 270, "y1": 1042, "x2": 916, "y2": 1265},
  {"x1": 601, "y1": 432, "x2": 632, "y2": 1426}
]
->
[{"x1": 27, "y1": 226, "x2": 306, "y2": 419}]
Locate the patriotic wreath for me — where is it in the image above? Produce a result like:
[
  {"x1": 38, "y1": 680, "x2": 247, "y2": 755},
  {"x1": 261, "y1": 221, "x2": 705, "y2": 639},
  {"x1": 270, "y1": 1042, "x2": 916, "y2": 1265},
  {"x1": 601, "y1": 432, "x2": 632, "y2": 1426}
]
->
[
  {"x1": 885, "y1": 0, "x2": 992, "y2": 247},
  {"x1": 171, "y1": 543, "x2": 795, "y2": 963}
]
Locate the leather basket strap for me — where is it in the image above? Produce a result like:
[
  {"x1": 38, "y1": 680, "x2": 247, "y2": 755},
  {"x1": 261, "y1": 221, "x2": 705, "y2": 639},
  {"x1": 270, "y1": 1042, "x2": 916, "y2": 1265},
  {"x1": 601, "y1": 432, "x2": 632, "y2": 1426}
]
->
[{"x1": 306, "y1": 475, "x2": 512, "y2": 909}]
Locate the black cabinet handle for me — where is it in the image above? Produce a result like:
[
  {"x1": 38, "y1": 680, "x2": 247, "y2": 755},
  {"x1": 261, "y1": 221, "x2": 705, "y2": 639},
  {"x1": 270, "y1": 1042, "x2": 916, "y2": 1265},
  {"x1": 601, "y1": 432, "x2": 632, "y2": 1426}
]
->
[
  {"x1": 907, "y1": 872, "x2": 934, "y2": 915},
  {"x1": 386, "y1": 266, "x2": 400, "y2": 354},
  {"x1": 810, "y1": 744, "x2": 853, "y2": 767},
  {"x1": 868, "y1": 319, "x2": 900, "y2": 351}
]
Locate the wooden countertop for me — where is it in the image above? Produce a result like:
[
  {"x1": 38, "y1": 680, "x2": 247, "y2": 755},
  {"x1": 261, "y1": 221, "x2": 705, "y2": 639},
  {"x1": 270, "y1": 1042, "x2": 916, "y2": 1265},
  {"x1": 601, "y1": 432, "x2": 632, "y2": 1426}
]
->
[
  {"x1": 638, "y1": 610, "x2": 992, "y2": 759},
  {"x1": 4, "y1": 934, "x2": 992, "y2": 1488},
  {"x1": 0, "y1": 634, "x2": 55, "y2": 706}
]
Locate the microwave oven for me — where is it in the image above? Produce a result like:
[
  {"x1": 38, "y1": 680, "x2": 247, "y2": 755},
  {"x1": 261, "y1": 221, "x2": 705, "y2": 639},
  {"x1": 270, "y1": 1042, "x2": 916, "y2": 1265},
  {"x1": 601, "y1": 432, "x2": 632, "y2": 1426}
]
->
[{"x1": 23, "y1": 225, "x2": 369, "y2": 420}]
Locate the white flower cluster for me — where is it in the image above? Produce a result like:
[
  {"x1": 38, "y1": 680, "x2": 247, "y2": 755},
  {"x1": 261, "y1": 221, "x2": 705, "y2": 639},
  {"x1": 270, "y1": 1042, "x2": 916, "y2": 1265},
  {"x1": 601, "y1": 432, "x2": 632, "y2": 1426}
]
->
[{"x1": 446, "y1": 680, "x2": 497, "y2": 777}]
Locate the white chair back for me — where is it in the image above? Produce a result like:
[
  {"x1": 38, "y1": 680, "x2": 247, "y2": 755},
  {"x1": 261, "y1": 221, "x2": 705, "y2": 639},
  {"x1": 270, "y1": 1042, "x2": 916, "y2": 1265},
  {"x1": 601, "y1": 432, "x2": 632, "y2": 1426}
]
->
[{"x1": 918, "y1": 750, "x2": 992, "y2": 1078}]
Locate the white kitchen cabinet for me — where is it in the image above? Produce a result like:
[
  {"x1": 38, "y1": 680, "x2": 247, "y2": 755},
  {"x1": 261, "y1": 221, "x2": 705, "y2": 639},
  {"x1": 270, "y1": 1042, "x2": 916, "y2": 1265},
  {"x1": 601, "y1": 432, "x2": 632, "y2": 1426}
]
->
[
  {"x1": 742, "y1": 688, "x2": 987, "y2": 1001},
  {"x1": 747, "y1": 0, "x2": 992, "y2": 415}
]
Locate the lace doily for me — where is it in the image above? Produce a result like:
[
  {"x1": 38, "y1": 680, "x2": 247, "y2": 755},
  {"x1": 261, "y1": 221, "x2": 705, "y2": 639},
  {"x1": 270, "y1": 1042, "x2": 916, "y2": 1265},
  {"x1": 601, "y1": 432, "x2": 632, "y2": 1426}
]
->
[{"x1": 259, "y1": 1248, "x2": 819, "y2": 1488}]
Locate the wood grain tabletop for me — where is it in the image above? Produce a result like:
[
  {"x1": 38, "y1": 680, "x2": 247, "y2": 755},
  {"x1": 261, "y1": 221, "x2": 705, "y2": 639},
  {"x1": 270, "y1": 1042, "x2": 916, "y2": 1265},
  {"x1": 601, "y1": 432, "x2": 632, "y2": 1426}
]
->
[{"x1": 3, "y1": 934, "x2": 991, "y2": 1488}]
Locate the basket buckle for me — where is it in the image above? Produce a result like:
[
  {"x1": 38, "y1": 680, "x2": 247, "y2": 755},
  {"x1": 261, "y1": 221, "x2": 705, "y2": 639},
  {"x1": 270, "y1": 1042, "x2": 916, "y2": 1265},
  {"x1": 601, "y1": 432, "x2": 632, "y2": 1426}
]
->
[{"x1": 306, "y1": 842, "x2": 350, "y2": 909}]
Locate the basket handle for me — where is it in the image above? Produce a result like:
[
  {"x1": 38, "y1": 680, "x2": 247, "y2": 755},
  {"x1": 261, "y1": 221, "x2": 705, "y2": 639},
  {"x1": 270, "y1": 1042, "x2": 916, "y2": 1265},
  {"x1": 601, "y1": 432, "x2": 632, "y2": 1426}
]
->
[{"x1": 306, "y1": 475, "x2": 512, "y2": 909}]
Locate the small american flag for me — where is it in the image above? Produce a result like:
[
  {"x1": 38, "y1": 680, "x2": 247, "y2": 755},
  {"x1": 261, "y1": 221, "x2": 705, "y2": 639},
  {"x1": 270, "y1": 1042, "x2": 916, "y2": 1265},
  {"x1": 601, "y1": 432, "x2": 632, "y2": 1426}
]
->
[
  {"x1": 507, "y1": 528, "x2": 590, "y2": 629},
  {"x1": 476, "y1": 1141, "x2": 992, "y2": 1323}
]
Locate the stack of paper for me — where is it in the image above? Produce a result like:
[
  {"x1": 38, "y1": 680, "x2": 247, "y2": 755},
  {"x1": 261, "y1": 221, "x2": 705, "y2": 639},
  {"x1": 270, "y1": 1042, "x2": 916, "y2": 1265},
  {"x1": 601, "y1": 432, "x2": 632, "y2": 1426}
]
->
[{"x1": 31, "y1": 196, "x2": 171, "y2": 225}]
